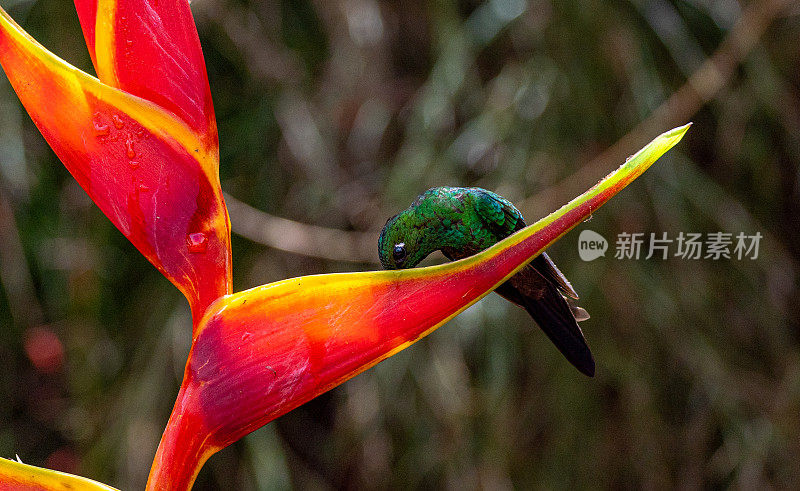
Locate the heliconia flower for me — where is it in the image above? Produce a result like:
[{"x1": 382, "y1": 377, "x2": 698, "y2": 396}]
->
[
  {"x1": 0, "y1": 2, "x2": 230, "y2": 325},
  {"x1": 0, "y1": 0, "x2": 691, "y2": 489},
  {"x1": 0, "y1": 456, "x2": 118, "y2": 490},
  {"x1": 146, "y1": 124, "x2": 691, "y2": 491}
]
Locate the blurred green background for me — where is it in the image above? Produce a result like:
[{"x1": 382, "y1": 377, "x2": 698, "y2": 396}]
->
[{"x1": 1, "y1": 0, "x2": 799, "y2": 488}]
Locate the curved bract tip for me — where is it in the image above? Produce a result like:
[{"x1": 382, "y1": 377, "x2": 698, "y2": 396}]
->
[{"x1": 73, "y1": 0, "x2": 218, "y2": 147}]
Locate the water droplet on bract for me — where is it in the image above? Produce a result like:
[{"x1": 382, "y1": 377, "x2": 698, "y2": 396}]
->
[
  {"x1": 129, "y1": 160, "x2": 140, "y2": 169},
  {"x1": 138, "y1": 183, "x2": 150, "y2": 193},
  {"x1": 125, "y1": 39, "x2": 133, "y2": 47},
  {"x1": 93, "y1": 120, "x2": 110, "y2": 137},
  {"x1": 112, "y1": 114, "x2": 125, "y2": 129},
  {"x1": 125, "y1": 139, "x2": 136, "y2": 159},
  {"x1": 187, "y1": 232, "x2": 208, "y2": 253},
  {"x1": 241, "y1": 332, "x2": 253, "y2": 341}
]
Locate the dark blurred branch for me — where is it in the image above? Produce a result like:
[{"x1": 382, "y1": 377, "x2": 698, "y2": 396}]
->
[
  {"x1": 224, "y1": 193, "x2": 379, "y2": 263},
  {"x1": 225, "y1": 0, "x2": 791, "y2": 264}
]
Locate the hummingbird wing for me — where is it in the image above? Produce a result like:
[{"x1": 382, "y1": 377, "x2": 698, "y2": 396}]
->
[
  {"x1": 472, "y1": 189, "x2": 579, "y2": 299},
  {"x1": 471, "y1": 188, "x2": 526, "y2": 237},
  {"x1": 472, "y1": 188, "x2": 593, "y2": 376}
]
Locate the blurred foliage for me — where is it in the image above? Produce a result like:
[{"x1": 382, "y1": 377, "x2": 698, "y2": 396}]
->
[{"x1": 0, "y1": 0, "x2": 799, "y2": 489}]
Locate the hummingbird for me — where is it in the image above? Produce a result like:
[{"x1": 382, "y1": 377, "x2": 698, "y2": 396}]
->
[{"x1": 378, "y1": 187, "x2": 595, "y2": 377}]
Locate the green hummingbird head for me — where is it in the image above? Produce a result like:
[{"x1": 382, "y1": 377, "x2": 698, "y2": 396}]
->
[
  {"x1": 379, "y1": 187, "x2": 471, "y2": 269},
  {"x1": 378, "y1": 211, "x2": 431, "y2": 270}
]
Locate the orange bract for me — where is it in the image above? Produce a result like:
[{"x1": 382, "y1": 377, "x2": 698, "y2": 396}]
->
[
  {"x1": 0, "y1": 7, "x2": 230, "y2": 324},
  {"x1": 0, "y1": 457, "x2": 119, "y2": 490},
  {"x1": 146, "y1": 125, "x2": 691, "y2": 490}
]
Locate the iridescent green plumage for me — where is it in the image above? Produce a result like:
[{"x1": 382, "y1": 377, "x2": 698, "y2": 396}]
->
[{"x1": 379, "y1": 187, "x2": 595, "y2": 376}]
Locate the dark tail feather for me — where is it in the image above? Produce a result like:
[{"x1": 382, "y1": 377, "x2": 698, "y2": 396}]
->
[
  {"x1": 522, "y1": 288, "x2": 595, "y2": 377},
  {"x1": 533, "y1": 253, "x2": 579, "y2": 299},
  {"x1": 496, "y1": 280, "x2": 595, "y2": 377}
]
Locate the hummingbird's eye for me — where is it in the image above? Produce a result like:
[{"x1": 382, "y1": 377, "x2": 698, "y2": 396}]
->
[{"x1": 393, "y1": 243, "x2": 407, "y2": 263}]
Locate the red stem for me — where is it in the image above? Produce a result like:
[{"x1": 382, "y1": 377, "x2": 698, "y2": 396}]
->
[{"x1": 145, "y1": 384, "x2": 214, "y2": 491}]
